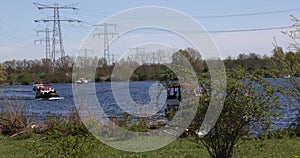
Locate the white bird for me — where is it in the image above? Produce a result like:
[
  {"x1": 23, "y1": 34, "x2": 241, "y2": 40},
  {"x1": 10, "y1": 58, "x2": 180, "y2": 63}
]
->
[{"x1": 31, "y1": 124, "x2": 37, "y2": 129}]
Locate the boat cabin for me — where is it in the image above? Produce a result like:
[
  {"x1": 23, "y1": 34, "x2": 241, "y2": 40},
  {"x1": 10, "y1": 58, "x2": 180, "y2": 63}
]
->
[
  {"x1": 165, "y1": 80, "x2": 202, "y2": 112},
  {"x1": 33, "y1": 83, "x2": 60, "y2": 100}
]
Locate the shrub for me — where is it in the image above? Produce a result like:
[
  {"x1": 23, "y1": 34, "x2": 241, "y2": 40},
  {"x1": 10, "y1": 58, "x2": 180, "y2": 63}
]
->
[
  {"x1": 26, "y1": 119, "x2": 102, "y2": 158},
  {"x1": 189, "y1": 70, "x2": 279, "y2": 158},
  {"x1": 0, "y1": 101, "x2": 28, "y2": 136}
]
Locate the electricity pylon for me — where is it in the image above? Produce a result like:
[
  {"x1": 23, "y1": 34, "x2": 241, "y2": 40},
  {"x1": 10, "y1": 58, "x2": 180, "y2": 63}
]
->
[
  {"x1": 94, "y1": 23, "x2": 119, "y2": 65},
  {"x1": 34, "y1": 27, "x2": 51, "y2": 60},
  {"x1": 78, "y1": 49, "x2": 94, "y2": 67},
  {"x1": 128, "y1": 47, "x2": 146, "y2": 64},
  {"x1": 34, "y1": 2, "x2": 82, "y2": 72}
]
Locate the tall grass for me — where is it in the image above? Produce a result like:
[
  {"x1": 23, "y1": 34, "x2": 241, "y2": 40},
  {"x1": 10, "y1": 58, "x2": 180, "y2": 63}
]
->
[
  {"x1": 0, "y1": 100, "x2": 28, "y2": 136},
  {"x1": 21, "y1": 107, "x2": 105, "y2": 157}
]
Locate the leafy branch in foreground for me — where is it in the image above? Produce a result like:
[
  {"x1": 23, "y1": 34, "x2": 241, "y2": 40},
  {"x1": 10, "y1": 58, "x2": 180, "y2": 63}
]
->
[{"x1": 189, "y1": 69, "x2": 279, "y2": 158}]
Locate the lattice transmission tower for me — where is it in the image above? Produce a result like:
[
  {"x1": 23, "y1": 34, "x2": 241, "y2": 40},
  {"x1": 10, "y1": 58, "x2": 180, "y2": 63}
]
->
[
  {"x1": 94, "y1": 23, "x2": 119, "y2": 65},
  {"x1": 34, "y1": 2, "x2": 81, "y2": 71},
  {"x1": 34, "y1": 27, "x2": 51, "y2": 60}
]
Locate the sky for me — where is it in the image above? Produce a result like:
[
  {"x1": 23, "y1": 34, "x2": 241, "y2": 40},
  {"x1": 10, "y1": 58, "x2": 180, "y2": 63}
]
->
[{"x1": 1, "y1": 0, "x2": 300, "y2": 62}]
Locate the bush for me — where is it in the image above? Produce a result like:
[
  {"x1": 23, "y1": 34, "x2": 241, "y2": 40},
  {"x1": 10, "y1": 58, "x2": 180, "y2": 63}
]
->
[
  {"x1": 0, "y1": 101, "x2": 28, "y2": 136},
  {"x1": 189, "y1": 70, "x2": 279, "y2": 158},
  {"x1": 26, "y1": 119, "x2": 102, "y2": 158}
]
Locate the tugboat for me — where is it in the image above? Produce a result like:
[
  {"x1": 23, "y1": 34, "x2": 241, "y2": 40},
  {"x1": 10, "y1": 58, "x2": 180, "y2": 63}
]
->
[{"x1": 33, "y1": 83, "x2": 61, "y2": 100}]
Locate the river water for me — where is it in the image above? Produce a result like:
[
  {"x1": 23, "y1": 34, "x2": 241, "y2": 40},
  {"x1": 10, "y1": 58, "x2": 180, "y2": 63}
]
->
[
  {"x1": 0, "y1": 79, "x2": 299, "y2": 133},
  {"x1": 0, "y1": 81, "x2": 164, "y2": 122}
]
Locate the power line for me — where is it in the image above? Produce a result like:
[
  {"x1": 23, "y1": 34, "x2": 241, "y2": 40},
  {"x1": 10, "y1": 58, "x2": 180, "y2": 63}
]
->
[
  {"x1": 0, "y1": 19, "x2": 32, "y2": 37},
  {"x1": 194, "y1": 7, "x2": 300, "y2": 18},
  {"x1": 123, "y1": 25, "x2": 297, "y2": 34},
  {"x1": 0, "y1": 30, "x2": 19, "y2": 43},
  {"x1": 34, "y1": 27, "x2": 52, "y2": 59},
  {"x1": 0, "y1": 19, "x2": 33, "y2": 43},
  {"x1": 208, "y1": 25, "x2": 295, "y2": 33},
  {"x1": 94, "y1": 23, "x2": 119, "y2": 65},
  {"x1": 77, "y1": 7, "x2": 300, "y2": 20},
  {"x1": 34, "y1": 2, "x2": 82, "y2": 73},
  {"x1": 67, "y1": 7, "x2": 300, "y2": 35},
  {"x1": 68, "y1": 7, "x2": 299, "y2": 34}
]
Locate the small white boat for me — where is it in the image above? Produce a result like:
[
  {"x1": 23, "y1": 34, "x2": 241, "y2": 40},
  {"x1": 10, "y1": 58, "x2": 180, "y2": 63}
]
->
[{"x1": 76, "y1": 78, "x2": 88, "y2": 84}]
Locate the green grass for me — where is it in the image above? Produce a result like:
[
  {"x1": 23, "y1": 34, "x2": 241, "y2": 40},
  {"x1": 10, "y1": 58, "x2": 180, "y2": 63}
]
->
[
  {"x1": 0, "y1": 136, "x2": 35, "y2": 158},
  {"x1": 234, "y1": 137, "x2": 300, "y2": 158},
  {"x1": 0, "y1": 135, "x2": 299, "y2": 158}
]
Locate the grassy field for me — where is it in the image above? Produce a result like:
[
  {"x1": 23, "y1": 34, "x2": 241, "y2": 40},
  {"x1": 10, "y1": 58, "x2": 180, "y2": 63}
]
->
[{"x1": 0, "y1": 135, "x2": 299, "y2": 158}]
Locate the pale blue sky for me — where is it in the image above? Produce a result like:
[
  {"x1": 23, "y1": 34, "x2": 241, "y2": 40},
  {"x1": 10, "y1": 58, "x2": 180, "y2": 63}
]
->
[{"x1": 1, "y1": 0, "x2": 300, "y2": 62}]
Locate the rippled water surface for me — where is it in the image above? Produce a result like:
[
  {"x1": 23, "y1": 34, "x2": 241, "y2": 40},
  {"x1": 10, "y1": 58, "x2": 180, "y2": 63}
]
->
[{"x1": 0, "y1": 79, "x2": 299, "y2": 132}]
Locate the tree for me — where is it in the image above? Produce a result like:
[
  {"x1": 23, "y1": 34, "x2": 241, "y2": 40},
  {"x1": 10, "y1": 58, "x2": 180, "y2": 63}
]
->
[
  {"x1": 281, "y1": 15, "x2": 300, "y2": 135},
  {"x1": 189, "y1": 69, "x2": 278, "y2": 158},
  {"x1": 176, "y1": 48, "x2": 204, "y2": 74},
  {"x1": 282, "y1": 15, "x2": 300, "y2": 52},
  {"x1": 0, "y1": 64, "x2": 7, "y2": 85},
  {"x1": 111, "y1": 58, "x2": 139, "y2": 81},
  {"x1": 271, "y1": 46, "x2": 289, "y2": 76},
  {"x1": 285, "y1": 51, "x2": 300, "y2": 75}
]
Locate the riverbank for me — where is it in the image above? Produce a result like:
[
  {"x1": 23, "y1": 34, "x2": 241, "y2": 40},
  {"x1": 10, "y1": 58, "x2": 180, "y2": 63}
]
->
[
  {"x1": 0, "y1": 100, "x2": 299, "y2": 157},
  {"x1": 1, "y1": 134, "x2": 299, "y2": 157}
]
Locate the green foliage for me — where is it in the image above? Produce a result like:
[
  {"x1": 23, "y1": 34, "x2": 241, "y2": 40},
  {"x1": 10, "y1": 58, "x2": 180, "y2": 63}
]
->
[
  {"x1": 35, "y1": 72, "x2": 53, "y2": 82},
  {"x1": 0, "y1": 64, "x2": 6, "y2": 85},
  {"x1": 288, "y1": 78, "x2": 300, "y2": 137},
  {"x1": 257, "y1": 129, "x2": 298, "y2": 139},
  {"x1": 129, "y1": 119, "x2": 148, "y2": 132},
  {"x1": 27, "y1": 120, "x2": 101, "y2": 158},
  {"x1": 177, "y1": 48, "x2": 204, "y2": 74},
  {"x1": 50, "y1": 71, "x2": 72, "y2": 83},
  {"x1": 1, "y1": 45, "x2": 300, "y2": 84},
  {"x1": 18, "y1": 73, "x2": 36, "y2": 85},
  {"x1": 189, "y1": 69, "x2": 279, "y2": 158},
  {"x1": 110, "y1": 113, "x2": 148, "y2": 132},
  {"x1": 165, "y1": 108, "x2": 177, "y2": 121},
  {"x1": 224, "y1": 49, "x2": 300, "y2": 78},
  {"x1": 1, "y1": 58, "x2": 73, "y2": 84},
  {"x1": 280, "y1": 15, "x2": 300, "y2": 137}
]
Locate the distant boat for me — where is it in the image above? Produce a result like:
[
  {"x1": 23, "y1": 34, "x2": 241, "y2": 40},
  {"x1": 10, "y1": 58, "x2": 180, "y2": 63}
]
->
[
  {"x1": 76, "y1": 78, "x2": 88, "y2": 84},
  {"x1": 33, "y1": 83, "x2": 62, "y2": 100}
]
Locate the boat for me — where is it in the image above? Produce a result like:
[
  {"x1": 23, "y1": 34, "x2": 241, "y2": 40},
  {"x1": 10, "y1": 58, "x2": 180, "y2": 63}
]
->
[
  {"x1": 165, "y1": 80, "x2": 181, "y2": 112},
  {"x1": 164, "y1": 80, "x2": 203, "y2": 113},
  {"x1": 76, "y1": 77, "x2": 88, "y2": 84},
  {"x1": 32, "y1": 82, "x2": 44, "y2": 91},
  {"x1": 33, "y1": 83, "x2": 62, "y2": 100}
]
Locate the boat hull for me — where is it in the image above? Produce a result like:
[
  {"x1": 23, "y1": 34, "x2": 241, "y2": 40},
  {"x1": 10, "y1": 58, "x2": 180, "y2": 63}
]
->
[{"x1": 35, "y1": 91, "x2": 61, "y2": 100}]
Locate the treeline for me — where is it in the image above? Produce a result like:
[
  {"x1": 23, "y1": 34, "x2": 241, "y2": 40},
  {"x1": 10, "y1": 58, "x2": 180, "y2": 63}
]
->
[
  {"x1": 0, "y1": 46, "x2": 299, "y2": 85},
  {"x1": 0, "y1": 57, "x2": 73, "y2": 85},
  {"x1": 225, "y1": 47, "x2": 300, "y2": 78}
]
